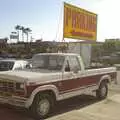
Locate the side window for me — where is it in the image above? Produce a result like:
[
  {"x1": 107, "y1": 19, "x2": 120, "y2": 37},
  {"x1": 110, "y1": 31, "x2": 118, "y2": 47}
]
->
[
  {"x1": 64, "y1": 60, "x2": 70, "y2": 72},
  {"x1": 68, "y1": 56, "x2": 81, "y2": 71},
  {"x1": 14, "y1": 63, "x2": 22, "y2": 70}
]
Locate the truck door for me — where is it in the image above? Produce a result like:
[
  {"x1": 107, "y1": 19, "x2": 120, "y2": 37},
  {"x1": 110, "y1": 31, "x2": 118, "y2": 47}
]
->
[
  {"x1": 61, "y1": 55, "x2": 96, "y2": 95},
  {"x1": 61, "y1": 55, "x2": 82, "y2": 93}
]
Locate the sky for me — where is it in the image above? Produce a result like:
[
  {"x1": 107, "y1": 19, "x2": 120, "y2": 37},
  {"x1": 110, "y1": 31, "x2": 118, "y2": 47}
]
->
[{"x1": 0, "y1": 0, "x2": 119, "y2": 42}]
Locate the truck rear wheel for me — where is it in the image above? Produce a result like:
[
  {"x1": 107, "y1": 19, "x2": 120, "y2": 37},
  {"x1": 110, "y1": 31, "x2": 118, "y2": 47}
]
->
[
  {"x1": 96, "y1": 81, "x2": 108, "y2": 99},
  {"x1": 30, "y1": 93, "x2": 54, "y2": 119}
]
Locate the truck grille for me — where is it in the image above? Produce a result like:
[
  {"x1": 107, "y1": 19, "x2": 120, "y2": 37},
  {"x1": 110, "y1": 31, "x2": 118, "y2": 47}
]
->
[{"x1": 0, "y1": 80, "x2": 15, "y2": 93}]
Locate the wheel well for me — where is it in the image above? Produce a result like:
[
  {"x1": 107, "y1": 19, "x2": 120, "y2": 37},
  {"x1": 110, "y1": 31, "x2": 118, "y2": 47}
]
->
[
  {"x1": 100, "y1": 79, "x2": 109, "y2": 86},
  {"x1": 34, "y1": 90, "x2": 56, "y2": 102},
  {"x1": 98, "y1": 79, "x2": 109, "y2": 88}
]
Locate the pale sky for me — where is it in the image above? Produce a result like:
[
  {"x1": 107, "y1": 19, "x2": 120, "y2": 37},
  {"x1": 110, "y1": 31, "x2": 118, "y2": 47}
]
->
[
  {"x1": 94, "y1": 0, "x2": 120, "y2": 41},
  {"x1": 0, "y1": 0, "x2": 119, "y2": 42}
]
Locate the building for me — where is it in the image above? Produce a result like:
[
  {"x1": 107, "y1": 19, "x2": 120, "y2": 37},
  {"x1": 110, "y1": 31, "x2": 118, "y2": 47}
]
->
[
  {"x1": 66, "y1": 41, "x2": 92, "y2": 68},
  {"x1": 0, "y1": 38, "x2": 8, "y2": 49}
]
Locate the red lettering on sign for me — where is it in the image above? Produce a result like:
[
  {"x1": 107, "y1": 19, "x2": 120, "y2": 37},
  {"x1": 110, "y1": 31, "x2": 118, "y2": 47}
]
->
[
  {"x1": 90, "y1": 16, "x2": 96, "y2": 32},
  {"x1": 71, "y1": 30, "x2": 93, "y2": 38},
  {"x1": 76, "y1": 12, "x2": 80, "y2": 29},
  {"x1": 89, "y1": 15, "x2": 93, "y2": 32},
  {"x1": 72, "y1": 10, "x2": 76, "y2": 29},
  {"x1": 86, "y1": 14, "x2": 90, "y2": 31},
  {"x1": 65, "y1": 6, "x2": 96, "y2": 33},
  {"x1": 79, "y1": 12, "x2": 83, "y2": 30},
  {"x1": 85, "y1": 14, "x2": 88, "y2": 31},
  {"x1": 65, "y1": 7, "x2": 71, "y2": 26}
]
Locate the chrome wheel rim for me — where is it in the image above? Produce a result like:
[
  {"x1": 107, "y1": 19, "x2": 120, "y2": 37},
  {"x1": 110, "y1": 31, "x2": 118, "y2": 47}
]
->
[
  {"x1": 37, "y1": 99, "x2": 50, "y2": 116},
  {"x1": 101, "y1": 86, "x2": 106, "y2": 97}
]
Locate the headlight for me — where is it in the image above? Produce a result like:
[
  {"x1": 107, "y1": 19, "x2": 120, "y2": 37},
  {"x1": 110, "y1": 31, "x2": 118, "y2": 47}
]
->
[
  {"x1": 16, "y1": 83, "x2": 24, "y2": 90},
  {"x1": 20, "y1": 83, "x2": 24, "y2": 89}
]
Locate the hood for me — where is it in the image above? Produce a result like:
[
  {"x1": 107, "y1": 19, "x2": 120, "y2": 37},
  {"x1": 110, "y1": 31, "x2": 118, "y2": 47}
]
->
[{"x1": 0, "y1": 70, "x2": 61, "y2": 83}]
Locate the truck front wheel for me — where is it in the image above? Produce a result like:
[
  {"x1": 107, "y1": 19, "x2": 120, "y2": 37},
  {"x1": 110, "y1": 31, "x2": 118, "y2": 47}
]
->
[
  {"x1": 96, "y1": 81, "x2": 108, "y2": 99},
  {"x1": 30, "y1": 93, "x2": 54, "y2": 119}
]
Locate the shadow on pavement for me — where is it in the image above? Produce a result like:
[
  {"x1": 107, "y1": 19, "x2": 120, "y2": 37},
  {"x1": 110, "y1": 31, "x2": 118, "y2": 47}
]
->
[
  {"x1": 0, "y1": 95, "x2": 101, "y2": 120},
  {"x1": 49, "y1": 95, "x2": 101, "y2": 118}
]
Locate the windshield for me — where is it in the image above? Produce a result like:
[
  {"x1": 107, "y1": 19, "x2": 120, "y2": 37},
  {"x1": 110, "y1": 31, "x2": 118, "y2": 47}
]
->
[
  {"x1": 31, "y1": 55, "x2": 65, "y2": 71},
  {"x1": 0, "y1": 61, "x2": 14, "y2": 71}
]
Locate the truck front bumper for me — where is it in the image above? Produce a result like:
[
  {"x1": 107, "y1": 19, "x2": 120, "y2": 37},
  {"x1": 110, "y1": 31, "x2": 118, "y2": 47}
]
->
[{"x1": 0, "y1": 95, "x2": 28, "y2": 108}]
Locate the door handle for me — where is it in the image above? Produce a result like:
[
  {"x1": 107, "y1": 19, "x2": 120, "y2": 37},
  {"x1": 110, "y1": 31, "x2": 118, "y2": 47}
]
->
[{"x1": 58, "y1": 82, "x2": 62, "y2": 87}]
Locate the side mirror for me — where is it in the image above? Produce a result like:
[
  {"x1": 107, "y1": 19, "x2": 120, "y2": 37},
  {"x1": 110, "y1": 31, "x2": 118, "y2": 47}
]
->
[
  {"x1": 65, "y1": 66, "x2": 70, "y2": 72},
  {"x1": 26, "y1": 64, "x2": 32, "y2": 68}
]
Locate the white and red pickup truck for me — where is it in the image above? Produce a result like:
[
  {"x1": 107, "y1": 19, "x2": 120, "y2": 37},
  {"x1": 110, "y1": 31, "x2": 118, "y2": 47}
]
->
[{"x1": 0, "y1": 53, "x2": 117, "y2": 119}]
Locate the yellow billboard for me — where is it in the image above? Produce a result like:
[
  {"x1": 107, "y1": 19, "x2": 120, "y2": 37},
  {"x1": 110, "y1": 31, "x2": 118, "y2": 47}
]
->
[{"x1": 63, "y1": 2, "x2": 97, "y2": 41}]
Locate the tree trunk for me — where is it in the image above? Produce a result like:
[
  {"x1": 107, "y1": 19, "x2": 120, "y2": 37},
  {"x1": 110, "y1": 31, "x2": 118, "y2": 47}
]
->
[
  {"x1": 17, "y1": 31, "x2": 19, "y2": 43},
  {"x1": 22, "y1": 31, "x2": 24, "y2": 41},
  {"x1": 27, "y1": 33, "x2": 28, "y2": 43}
]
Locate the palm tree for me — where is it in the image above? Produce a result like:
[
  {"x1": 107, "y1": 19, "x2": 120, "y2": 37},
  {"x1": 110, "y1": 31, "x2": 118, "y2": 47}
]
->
[
  {"x1": 15, "y1": 25, "x2": 32, "y2": 42},
  {"x1": 20, "y1": 26, "x2": 25, "y2": 42},
  {"x1": 15, "y1": 25, "x2": 20, "y2": 43},
  {"x1": 24, "y1": 28, "x2": 32, "y2": 42},
  {"x1": 15, "y1": 25, "x2": 25, "y2": 42}
]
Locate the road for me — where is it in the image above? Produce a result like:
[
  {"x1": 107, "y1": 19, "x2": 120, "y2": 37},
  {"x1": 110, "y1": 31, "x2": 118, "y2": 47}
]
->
[{"x1": 0, "y1": 72, "x2": 120, "y2": 120}]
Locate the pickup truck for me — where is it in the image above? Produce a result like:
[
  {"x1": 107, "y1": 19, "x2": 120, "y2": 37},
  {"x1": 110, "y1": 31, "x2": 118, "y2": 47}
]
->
[{"x1": 0, "y1": 53, "x2": 116, "y2": 119}]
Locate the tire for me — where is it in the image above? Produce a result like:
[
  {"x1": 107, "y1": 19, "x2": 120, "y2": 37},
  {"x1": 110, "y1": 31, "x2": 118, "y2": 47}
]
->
[
  {"x1": 96, "y1": 81, "x2": 108, "y2": 99},
  {"x1": 30, "y1": 93, "x2": 54, "y2": 119}
]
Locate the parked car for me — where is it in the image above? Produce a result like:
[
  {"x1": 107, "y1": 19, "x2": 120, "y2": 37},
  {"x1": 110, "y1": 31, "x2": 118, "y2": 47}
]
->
[
  {"x1": 0, "y1": 53, "x2": 117, "y2": 119},
  {"x1": 100, "y1": 52, "x2": 120, "y2": 65},
  {"x1": 0, "y1": 59, "x2": 29, "y2": 71},
  {"x1": 0, "y1": 53, "x2": 16, "y2": 59}
]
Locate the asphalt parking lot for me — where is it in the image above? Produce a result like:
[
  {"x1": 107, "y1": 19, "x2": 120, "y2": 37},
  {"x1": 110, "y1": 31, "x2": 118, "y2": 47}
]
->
[{"x1": 0, "y1": 71, "x2": 120, "y2": 120}]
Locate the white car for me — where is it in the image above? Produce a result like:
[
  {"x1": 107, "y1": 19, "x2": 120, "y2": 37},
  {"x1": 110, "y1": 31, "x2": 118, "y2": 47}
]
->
[{"x1": 0, "y1": 59, "x2": 29, "y2": 71}]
